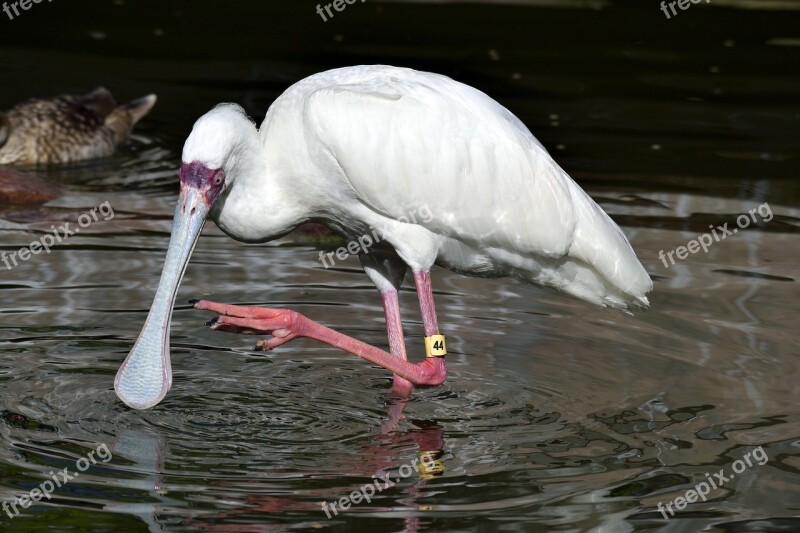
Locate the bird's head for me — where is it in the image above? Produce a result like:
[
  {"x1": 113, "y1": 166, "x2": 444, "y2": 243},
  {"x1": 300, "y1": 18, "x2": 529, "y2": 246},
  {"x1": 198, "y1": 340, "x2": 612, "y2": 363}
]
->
[
  {"x1": 179, "y1": 103, "x2": 257, "y2": 212},
  {"x1": 114, "y1": 104, "x2": 257, "y2": 410}
]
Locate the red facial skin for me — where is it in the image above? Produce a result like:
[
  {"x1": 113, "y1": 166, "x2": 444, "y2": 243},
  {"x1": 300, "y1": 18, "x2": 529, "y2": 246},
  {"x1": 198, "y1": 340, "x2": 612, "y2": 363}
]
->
[{"x1": 178, "y1": 161, "x2": 225, "y2": 205}]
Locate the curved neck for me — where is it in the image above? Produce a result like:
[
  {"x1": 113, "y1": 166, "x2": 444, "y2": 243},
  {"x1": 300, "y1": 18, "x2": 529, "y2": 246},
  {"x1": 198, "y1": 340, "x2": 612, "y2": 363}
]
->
[{"x1": 211, "y1": 124, "x2": 309, "y2": 242}]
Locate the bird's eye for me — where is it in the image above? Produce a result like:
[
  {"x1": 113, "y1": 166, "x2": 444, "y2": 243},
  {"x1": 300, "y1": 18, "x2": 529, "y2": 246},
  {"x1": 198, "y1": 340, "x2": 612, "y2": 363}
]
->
[{"x1": 214, "y1": 175, "x2": 223, "y2": 186}]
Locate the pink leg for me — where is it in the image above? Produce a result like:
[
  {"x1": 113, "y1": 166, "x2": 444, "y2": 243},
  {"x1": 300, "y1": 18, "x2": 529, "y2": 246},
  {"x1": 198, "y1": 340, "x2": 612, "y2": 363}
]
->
[
  {"x1": 413, "y1": 270, "x2": 440, "y2": 337},
  {"x1": 382, "y1": 287, "x2": 414, "y2": 396},
  {"x1": 381, "y1": 272, "x2": 443, "y2": 430},
  {"x1": 191, "y1": 269, "x2": 447, "y2": 387}
]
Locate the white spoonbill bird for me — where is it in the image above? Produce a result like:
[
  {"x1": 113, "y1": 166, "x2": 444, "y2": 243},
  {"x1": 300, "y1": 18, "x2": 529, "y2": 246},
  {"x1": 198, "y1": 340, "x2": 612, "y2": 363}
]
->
[{"x1": 114, "y1": 65, "x2": 652, "y2": 410}]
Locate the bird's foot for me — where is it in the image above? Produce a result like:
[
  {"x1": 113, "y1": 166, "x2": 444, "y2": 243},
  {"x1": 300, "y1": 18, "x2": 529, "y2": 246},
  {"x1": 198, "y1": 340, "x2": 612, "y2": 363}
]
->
[
  {"x1": 190, "y1": 299, "x2": 448, "y2": 387},
  {"x1": 190, "y1": 299, "x2": 305, "y2": 351}
]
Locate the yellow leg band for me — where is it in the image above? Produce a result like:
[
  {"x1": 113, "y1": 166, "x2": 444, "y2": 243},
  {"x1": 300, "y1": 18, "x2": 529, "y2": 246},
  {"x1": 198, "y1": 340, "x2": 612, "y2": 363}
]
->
[
  {"x1": 418, "y1": 450, "x2": 446, "y2": 479},
  {"x1": 424, "y1": 335, "x2": 447, "y2": 358}
]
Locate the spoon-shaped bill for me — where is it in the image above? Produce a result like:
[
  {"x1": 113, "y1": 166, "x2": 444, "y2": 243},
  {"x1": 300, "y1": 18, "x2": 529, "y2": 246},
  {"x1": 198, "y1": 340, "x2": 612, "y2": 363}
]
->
[{"x1": 114, "y1": 187, "x2": 209, "y2": 409}]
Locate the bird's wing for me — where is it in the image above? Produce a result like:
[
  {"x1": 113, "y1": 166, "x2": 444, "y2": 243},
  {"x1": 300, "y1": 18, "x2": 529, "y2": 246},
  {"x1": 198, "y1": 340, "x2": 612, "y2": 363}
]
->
[
  {"x1": 302, "y1": 67, "x2": 651, "y2": 302},
  {"x1": 304, "y1": 70, "x2": 573, "y2": 253}
]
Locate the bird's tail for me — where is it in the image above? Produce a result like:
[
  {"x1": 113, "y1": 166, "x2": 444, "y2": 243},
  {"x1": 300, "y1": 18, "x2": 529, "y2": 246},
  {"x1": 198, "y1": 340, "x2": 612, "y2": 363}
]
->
[
  {"x1": 562, "y1": 178, "x2": 653, "y2": 311},
  {"x1": 105, "y1": 94, "x2": 157, "y2": 145},
  {"x1": 122, "y1": 94, "x2": 158, "y2": 125}
]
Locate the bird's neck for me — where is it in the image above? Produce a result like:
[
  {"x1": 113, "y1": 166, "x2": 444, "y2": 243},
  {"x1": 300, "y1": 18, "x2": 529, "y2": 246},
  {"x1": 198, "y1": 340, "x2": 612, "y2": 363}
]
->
[{"x1": 211, "y1": 127, "x2": 309, "y2": 243}]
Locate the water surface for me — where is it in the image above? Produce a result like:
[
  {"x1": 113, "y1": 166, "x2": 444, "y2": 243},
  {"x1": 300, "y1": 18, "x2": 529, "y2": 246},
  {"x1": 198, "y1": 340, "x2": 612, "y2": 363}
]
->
[{"x1": 1, "y1": 1, "x2": 799, "y2": 531}]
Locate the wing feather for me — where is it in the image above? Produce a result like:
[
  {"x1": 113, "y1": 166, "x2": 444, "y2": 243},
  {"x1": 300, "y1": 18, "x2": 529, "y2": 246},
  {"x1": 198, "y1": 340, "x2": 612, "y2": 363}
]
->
[{"x1": 298, "y1": 66, "x2": 651, "y2": 306}]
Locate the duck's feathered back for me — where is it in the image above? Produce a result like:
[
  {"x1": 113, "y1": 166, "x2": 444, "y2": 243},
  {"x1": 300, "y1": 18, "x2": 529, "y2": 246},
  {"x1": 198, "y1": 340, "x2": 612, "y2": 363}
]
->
[{"x1": 0, "y1": 87, "x2": 156, "y2": 165}]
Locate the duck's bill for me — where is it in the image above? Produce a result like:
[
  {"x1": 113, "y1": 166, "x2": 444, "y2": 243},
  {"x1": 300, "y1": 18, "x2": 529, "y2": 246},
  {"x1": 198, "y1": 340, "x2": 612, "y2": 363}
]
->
[{"x1": 114, "y1": 187, "x2": 209, "y2": 409}]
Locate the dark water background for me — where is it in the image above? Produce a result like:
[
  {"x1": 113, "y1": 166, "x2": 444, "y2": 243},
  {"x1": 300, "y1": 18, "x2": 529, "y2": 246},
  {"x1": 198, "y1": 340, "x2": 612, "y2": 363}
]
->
[{"x1": 1, "y1": 0, "x2": 799, "y2": 531}]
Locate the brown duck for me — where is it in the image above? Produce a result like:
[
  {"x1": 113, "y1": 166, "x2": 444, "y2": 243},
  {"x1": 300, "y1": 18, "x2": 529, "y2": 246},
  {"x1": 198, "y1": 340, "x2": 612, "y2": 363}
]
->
[
  {"x1": 0, "y1": 88, "x2": 156, "y2": 205},
  {"x1": 0, "y1": 87, "x2": 156, "y2": 166}
]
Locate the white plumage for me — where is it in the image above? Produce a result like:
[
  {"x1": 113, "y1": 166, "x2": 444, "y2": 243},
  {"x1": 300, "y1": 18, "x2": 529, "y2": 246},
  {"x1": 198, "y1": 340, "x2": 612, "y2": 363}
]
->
[
  {"x1": 116, "y1": 65, "x2": 652, "y2": 410},
  {"x1": 189, "y1": 65, "x2": 651, "y2": 309}
]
